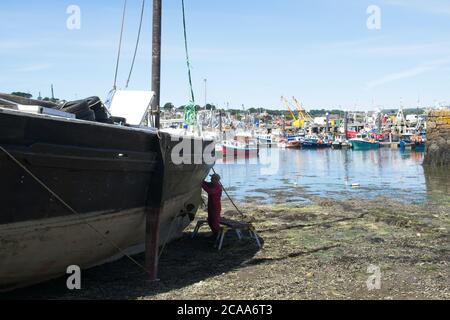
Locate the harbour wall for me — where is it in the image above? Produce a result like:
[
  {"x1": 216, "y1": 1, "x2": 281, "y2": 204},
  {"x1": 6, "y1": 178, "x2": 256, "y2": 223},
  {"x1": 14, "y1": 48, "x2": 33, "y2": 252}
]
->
[{"x1": 424, "y1": 109, "x2": 450, "y2": 166}]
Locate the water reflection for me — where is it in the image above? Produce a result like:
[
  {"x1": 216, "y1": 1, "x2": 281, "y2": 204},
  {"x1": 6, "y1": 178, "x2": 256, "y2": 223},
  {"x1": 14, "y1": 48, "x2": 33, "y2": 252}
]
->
[
  {"x1": 424, "y1": 166, "x2": 450, "y2": 205},
  {"x1": 214, "y1": 148, "x2": 447, "y2": 205}
]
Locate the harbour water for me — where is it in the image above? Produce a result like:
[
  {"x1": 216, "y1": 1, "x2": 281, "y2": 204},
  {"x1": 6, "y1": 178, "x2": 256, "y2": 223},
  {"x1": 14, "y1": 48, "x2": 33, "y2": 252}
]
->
[{"x1": 215, "y1": 148, "x2": 450, "y2": 205}]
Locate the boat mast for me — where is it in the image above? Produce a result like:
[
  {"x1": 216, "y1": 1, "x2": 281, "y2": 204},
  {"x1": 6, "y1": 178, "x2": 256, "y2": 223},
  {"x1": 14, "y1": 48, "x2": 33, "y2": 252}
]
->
[
  {"x1": 151, "y1": 0, "x2": 162, "y2": 129},
  {"x1": 344, "y1": 111, "x2": 348, "y2": 139},
  {"x1": 145, "y1": 0, "x2": 162, "y2": 282}
]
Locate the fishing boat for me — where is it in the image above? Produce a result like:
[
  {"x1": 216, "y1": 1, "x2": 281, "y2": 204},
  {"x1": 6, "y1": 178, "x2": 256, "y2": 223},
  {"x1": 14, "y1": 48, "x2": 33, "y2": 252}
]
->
[
  {"x1": 331, "y1": 136, "x2": 350, "y2": 150},
  {"x1": 0, "y1": 97, "x2": 214, "y2": 291},
  {"x1": 278, "y1": 139, "x2": 301, "y2": 149},
  {"x1": 301, "y1": 136, "x2": 329, "y2": 149},
  {"x1": 257, "y1": 134, "x2": 274, "y2": 146},
  {"x1": 287, "y1": 134, "x2": 302, "y2": 142},
  {"x1": 341, "y1": 140, "x2": 352, "y2": 149},
  {"x1": 400, "y1": 134, "x2": 426, "y2": 151},
  {"x1": 349, "y1": 133, "x2": 380, "y2": 150},
  {"x1": 331, "y1": 140, "x2": 342, "y2": 150},
  {"x1": 414, "y1": 134, "x2": 426, "y2": 152},
  {"x1": 345, "y1": 130, "x2": 358, "y2": 139},
  {"x1": 222, "y1": 135, "x2": 259, "y2": 158},
  {"x1": 0, "y1": 0, "x2": 214, "y2": 291},
  {"x1": 399, "y1": 133, "x2": 415, "y2": 149}
]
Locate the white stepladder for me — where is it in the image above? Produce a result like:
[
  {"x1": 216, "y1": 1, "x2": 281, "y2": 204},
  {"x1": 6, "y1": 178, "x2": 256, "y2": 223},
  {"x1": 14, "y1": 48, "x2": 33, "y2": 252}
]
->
[{"x1": 192, "y1": 218, "x2": 262, "y2": 251}]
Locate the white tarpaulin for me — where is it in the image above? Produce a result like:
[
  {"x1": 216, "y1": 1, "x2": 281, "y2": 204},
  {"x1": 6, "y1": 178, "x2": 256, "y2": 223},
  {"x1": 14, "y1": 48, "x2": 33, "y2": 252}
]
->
[{"x1": 108, "y1": 90, "x2": 155, "y2": 126}]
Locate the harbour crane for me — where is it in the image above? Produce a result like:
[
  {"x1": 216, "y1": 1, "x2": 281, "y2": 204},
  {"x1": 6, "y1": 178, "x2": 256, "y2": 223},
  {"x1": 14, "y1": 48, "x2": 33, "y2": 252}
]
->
[
  {"x1": 292, "y1": 96, "x2": 313, "y2": 123},
  {"x1": 281, "y1": 96, "x2": 302, "y2": 128}
]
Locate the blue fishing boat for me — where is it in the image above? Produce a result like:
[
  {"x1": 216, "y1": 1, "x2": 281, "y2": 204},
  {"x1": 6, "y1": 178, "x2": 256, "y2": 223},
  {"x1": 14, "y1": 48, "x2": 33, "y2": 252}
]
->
[
  {"x1": 399, "y1": 134, "x2": 414, "y2": 150},
  {"x1": 400, "y1": 134, "x2": 426, "y2": 151},
  {"x1": 301, "y1": 136, "x2": 329, "y2": 149},
  {"x1": 287, "y1": 134, "x2": 302, "y2": 142},
  {"x1": 349, "y1": 134, "x2": 380, "y2": 150}
]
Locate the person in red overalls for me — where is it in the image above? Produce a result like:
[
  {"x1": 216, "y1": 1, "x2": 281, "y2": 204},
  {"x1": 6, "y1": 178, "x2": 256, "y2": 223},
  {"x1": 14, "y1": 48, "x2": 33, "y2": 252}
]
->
[{"x1": 201, "y1": 173, "x2": 223, "y2": 235}]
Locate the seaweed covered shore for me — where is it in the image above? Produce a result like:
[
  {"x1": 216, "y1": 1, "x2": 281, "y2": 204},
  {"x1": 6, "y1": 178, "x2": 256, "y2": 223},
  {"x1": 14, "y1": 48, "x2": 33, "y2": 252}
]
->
[{"x1": 3, "y1": 192, "x2": 449, "y2": 300}]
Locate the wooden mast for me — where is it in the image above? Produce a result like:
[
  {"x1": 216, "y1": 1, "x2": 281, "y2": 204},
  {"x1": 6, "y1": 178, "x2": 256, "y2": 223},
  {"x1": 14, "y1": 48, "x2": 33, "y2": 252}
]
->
[
  {"x1": 145, "y1": 0, "x2": 162, "y2": 281},
  {"x1": 151, "y1": 0, "x2": 162, "y2": 129}
]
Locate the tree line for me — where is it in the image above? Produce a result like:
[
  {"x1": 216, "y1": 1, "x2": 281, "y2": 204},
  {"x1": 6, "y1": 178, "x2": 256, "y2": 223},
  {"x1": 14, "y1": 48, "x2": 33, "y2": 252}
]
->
[
  {"x1": 163, "y1": 102, "x2": 427, "y2": 118},
  {"x1": 11, "y1": 92, "x2": 59, "y2": 103}
]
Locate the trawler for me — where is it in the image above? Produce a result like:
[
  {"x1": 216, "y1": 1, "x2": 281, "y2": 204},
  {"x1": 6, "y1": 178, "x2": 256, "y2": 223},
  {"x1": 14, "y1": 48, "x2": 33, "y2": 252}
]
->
[
  {"x1": 0, "y1": 96, "x2": 214, "y2": 292},
  {"x1": 0, "y1": 0, "x2": 214, "y2": 291}
]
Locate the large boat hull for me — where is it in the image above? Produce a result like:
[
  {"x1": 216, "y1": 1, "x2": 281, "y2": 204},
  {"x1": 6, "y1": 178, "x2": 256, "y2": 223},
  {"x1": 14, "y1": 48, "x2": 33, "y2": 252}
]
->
[{"x1": 0, "y1": 108, "x2": 214, "y2": 291}]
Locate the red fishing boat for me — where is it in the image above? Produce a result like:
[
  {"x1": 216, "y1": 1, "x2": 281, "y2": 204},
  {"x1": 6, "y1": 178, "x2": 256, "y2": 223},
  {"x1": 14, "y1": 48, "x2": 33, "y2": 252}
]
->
[{"x1": 278, "y1": 139, "x2": 301, "y2": 149}]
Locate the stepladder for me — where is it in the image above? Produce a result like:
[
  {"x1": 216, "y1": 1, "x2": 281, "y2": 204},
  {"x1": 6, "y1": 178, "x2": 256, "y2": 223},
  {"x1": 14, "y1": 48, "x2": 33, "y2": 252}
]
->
[{"x1": 192, "y1": 218, "x2": 262, "y2": 251}]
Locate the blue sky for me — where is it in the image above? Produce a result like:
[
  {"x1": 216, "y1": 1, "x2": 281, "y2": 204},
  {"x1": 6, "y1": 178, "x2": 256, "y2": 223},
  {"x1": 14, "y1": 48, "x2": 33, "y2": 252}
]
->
[{"x1": 1, "y1": 0, "x2": 450, "y2": 110}]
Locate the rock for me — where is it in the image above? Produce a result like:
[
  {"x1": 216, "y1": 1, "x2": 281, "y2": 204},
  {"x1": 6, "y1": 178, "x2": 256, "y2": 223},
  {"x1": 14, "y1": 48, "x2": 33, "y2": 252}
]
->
[
  {"x1": 425, "y1": 109, "x2": 450, "y2": 166},
  {"x1": 366, "y1": 236, "x2": 385, "y2": 244},
  {"x1": 429, "y1": 144, "x2": 439, "y2": 152}
]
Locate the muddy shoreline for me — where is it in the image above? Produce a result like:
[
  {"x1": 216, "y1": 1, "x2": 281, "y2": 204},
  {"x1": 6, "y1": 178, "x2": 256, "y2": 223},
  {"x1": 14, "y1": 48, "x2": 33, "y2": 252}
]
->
[{"x1": 2, "y1": 194, "x2": 449, "y2": 300}]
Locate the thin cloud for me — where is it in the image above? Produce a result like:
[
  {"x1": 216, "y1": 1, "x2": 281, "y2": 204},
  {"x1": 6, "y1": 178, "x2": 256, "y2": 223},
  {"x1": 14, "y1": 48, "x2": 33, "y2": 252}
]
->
[
  {"x1": 16, "y1": 64, "x2": 52, "y2": 73},
  {"x1": 384, "y1": 0, "x2": 450, "y2": 16},
  {"x1": 366, "y1": 58, "x2": 450, "y2": 89},
  {"x1": 313, "y1": 37, "x2": 450, "y2": 59},
  {"x1": 322, "y1": 36, "x2": 386, "y2": 50},
  {"x1": 0, "y1": 41, "x2": 37, "y2": 50},
  {"x1": 361, "y1": 43, "x2": 450, "y2": 56}
]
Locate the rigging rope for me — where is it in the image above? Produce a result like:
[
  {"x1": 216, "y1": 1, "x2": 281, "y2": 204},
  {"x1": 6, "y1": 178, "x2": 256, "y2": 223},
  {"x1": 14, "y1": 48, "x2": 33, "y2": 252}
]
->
[
  {"x1": 180, "y1": 1, "x2": 247, "y2": 221},
  {"x1": 182, "y1": 0, "x2": 195, "y2": 103},
  {"x1": 113, "y1": 0, "x2": 128, "y2": 90},
  {"x1": 181, "y1": 0, "x2": 197, "y2": 125},
  {"x1": 212, "y1": 167, "x2": 246, "y2": 219},
  {"x1": 126, "y1": 0, "x2": 146, "y2": 89}
]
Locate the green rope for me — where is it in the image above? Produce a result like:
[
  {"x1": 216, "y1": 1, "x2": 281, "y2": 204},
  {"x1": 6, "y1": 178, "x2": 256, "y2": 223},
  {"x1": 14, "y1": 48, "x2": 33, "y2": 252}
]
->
[
  {"x1": 184, "y1": 103, "x2": 197, "y2": 125},
  {"x1": 181, "y1": 0, "x2": 197, "y2": 126}
]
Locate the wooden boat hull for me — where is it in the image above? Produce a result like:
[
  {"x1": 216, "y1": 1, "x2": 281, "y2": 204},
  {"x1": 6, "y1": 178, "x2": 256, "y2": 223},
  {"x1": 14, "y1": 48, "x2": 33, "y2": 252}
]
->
[
  {"x1": 0, "y1": 108, "x2": 214, "y2": 291},
  {"x1": 0, "y1": 199, "x2": 194, "y2": 291}
]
